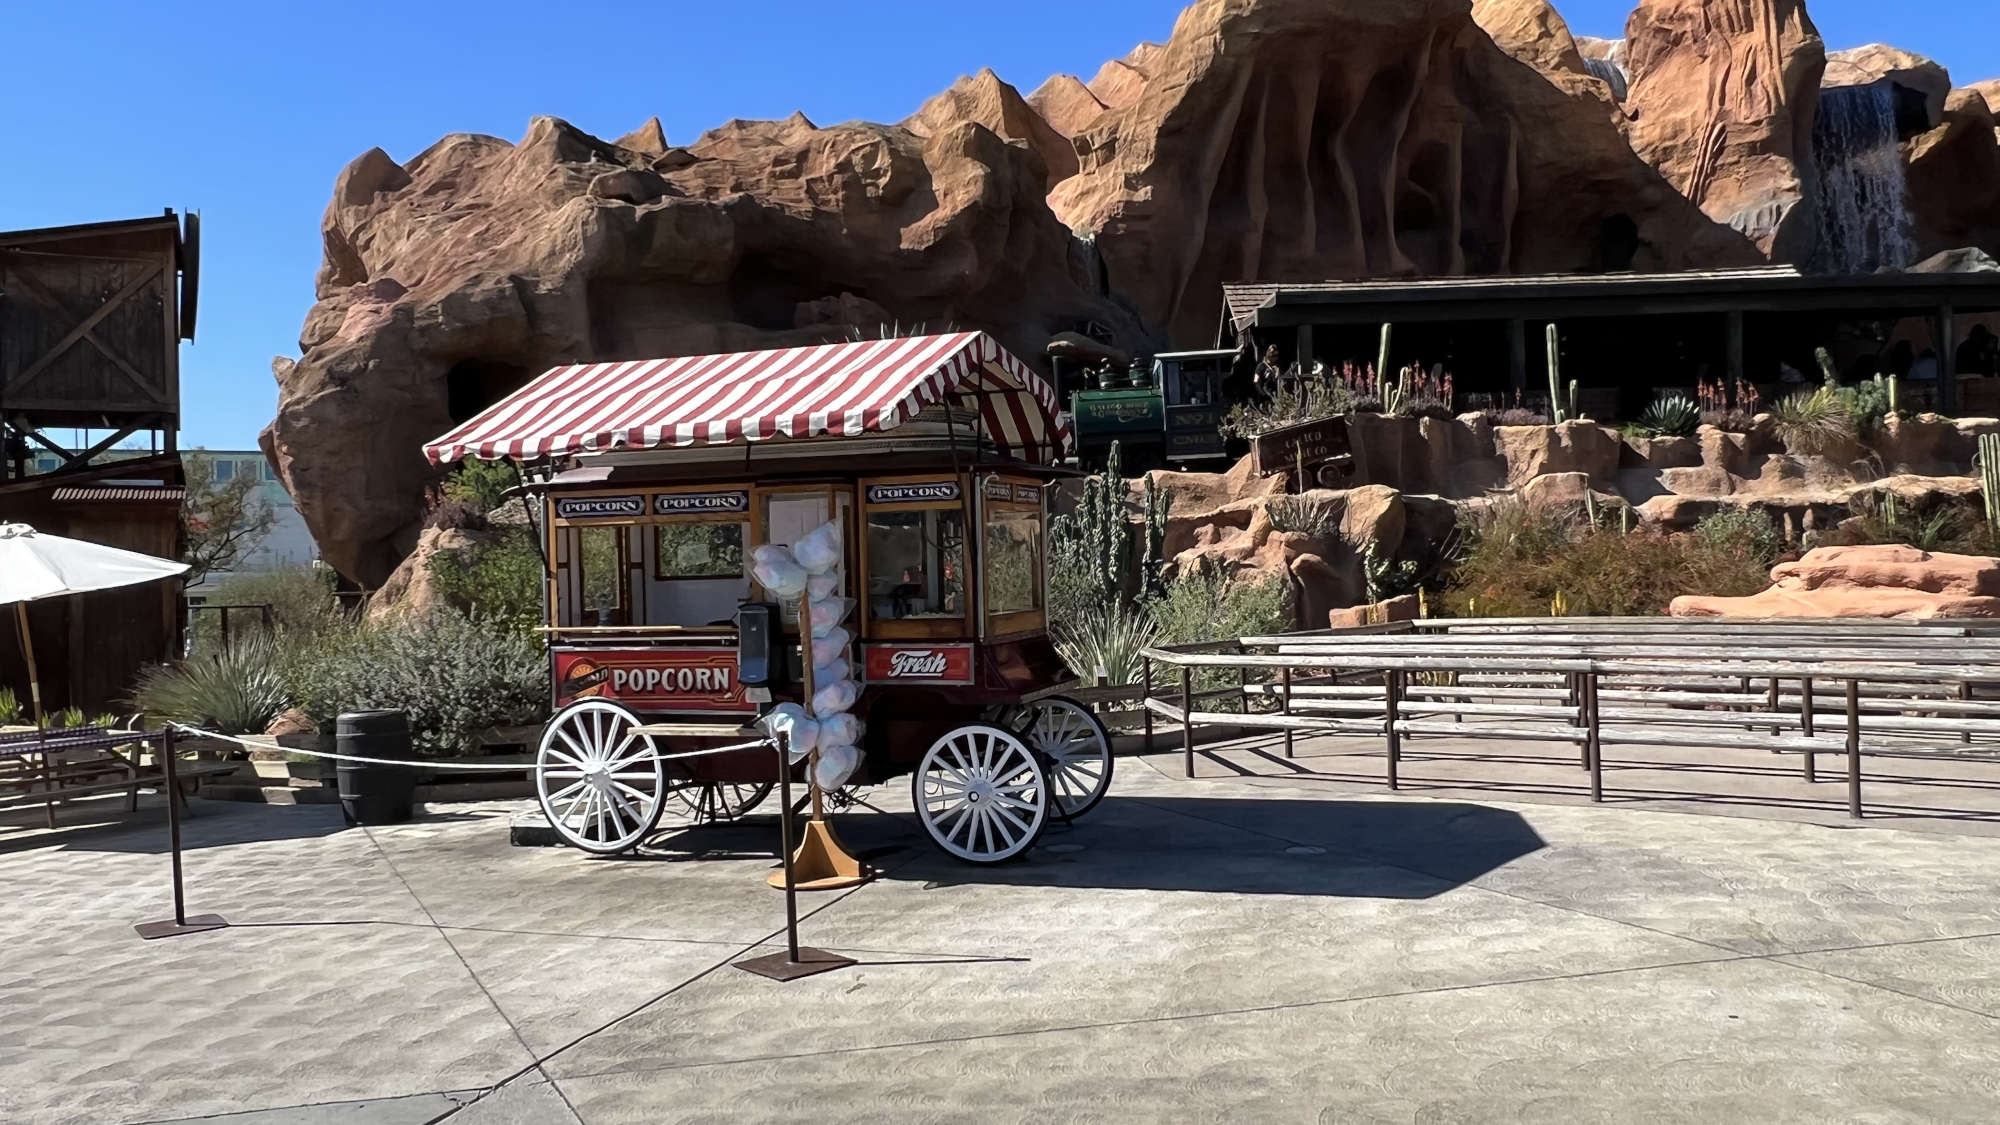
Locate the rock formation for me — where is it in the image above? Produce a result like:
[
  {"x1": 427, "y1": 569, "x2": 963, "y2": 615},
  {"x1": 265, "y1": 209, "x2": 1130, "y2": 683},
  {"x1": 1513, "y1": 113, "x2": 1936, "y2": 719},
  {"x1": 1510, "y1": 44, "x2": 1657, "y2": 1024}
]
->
[
  {"x1": 1622, "y1": 0, "x2": 1826, "y2": 259},
  {"x1": 1670, "y1": 545, "x2": 2000, "y2": 618},
  {"x1": 268, "y1": 113, "x2": 1142, "y2": 584},
  {"x1": 267, "y1": 0, "x2": 2000, "y2": 586}
]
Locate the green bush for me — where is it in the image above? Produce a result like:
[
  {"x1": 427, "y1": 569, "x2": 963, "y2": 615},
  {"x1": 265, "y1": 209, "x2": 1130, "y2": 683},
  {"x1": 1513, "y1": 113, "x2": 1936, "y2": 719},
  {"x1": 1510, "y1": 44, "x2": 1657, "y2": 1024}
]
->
[
  {"x1": 425, "y1": 533, "x2": 544, "y2": 634},
  {"x1": 1219, "y1": 380, "x2": 1353, "y2": 441},
  {"x1": 440, "y1": 459, "x2": 517, "y2": 511},
  {"x1": 280, "y1": 608, "x2": 546, "y2": 757},
  {"x1": 1150, "y1": 568, "x2": 1292, "y2": 647},
  {"x1": 1442, "y1": 501, "x2": 1774, "y2": 618},
  {"x1": 1691, "y1": 506, "x2": 1782, "y2": 569},
  {"x1": 132, "y1": 638, "x2": 291, "y2": 734},
  {"x1": 190, "y1": 566, "x2": 341, "y2": 657}
]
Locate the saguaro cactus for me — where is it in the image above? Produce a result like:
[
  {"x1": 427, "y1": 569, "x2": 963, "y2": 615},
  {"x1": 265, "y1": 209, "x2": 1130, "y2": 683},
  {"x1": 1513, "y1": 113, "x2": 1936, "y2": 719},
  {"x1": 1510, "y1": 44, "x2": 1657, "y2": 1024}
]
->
[
  {"x1": 1141, "y1": 472, "x2": 1170, "y2": 598},
  {"x1": 1376, "y1": 323, "x2": 1393, "y2": 388},
  {"x1": 1545, "y1": 323, "x2": 1568, "y2": 423},
  {"x1": 1981, "y1": 433, "x2": 2000, "y2": 543}
]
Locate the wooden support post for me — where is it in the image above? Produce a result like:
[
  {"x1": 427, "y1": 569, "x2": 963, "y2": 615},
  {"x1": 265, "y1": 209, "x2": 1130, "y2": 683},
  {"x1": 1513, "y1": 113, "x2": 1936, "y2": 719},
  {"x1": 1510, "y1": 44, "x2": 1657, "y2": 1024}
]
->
[
  {"x1": 1180, "y1": 666, "x2": 1194, "y2": 779},
  {"x1": 1846, "y1": 679, "x2": 1863, "y2": 819},
  {"x1": 1585, "y1": 670, "x2": 1603, "y2": 803},
  {"x1": 1384, "y1": 669, "x2": 1402, "y2": 792},
  {"x1": 1726, "y1": 310, "x2": 1745, "y2": 386},
  {"x1": 1141, "y1": 656, "x2": 1154, "y2": 751},
  {"x1": 1939, "y1": 305, "x2": 1959, "y2": 415},
  {"x1": 1508, "y1": 319, "x2": 1528, "y2": 397},
  {"x1": 1802, "y1": 676, "x2": 1816, "y2": 782},
  {"x1": 1238, "y1": 661, "x2": 1251, "y2": 715},
  {"x1": 1766, "y1": 677, "x2": 1780, "y2": 736},
  {"x1": 1295, "y1": 324, "x2": 1315, "y2": 373},
  {"x1": 1281, "y1": 664, "x2": 1295, "y2": 759},
  {"x1": 1960, "y1": 680, "x2": 1973, "y2": 744}
]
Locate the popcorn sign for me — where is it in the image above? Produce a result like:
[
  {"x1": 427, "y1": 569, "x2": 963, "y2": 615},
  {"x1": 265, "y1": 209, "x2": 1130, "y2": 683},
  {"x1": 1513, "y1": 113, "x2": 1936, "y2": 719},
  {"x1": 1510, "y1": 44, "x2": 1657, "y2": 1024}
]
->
[
  {"x1": 552, "y1": 648, "x2": 750, "y2": 712},
  {"x1": 863, "y1": 644, "x2": 975, "y2": 685}
]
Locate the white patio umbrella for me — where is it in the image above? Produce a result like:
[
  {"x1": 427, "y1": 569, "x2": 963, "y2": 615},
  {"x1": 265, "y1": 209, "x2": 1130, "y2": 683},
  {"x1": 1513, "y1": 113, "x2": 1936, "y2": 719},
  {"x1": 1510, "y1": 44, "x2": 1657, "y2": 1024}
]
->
[{"x1": 0, "y1": 523, "x2": 189, "y2": 728}]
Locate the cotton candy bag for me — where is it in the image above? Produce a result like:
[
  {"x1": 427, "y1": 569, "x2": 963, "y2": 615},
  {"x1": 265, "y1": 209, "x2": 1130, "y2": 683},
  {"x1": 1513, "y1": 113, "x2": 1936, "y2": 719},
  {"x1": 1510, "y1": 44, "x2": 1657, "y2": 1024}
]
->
[
  {"x1": 793, "y1": 521, "x2": 842, "y2": 575},
  {"x1": 813, "y1": 744, "x2": 860, "y2": 789},
  {"x1": 810, "y1": 626, "x2": 851, "y2": 666},
  {"x1": 758, "y1": 703, "x2": 819, "y2": 761},
  {"x1": 808, "y1": 597, "x2": 854, "y2": 637},
  {"x1": 807, "y1": 573, "x2": 841, "y2": 601},
  {"x1": 750, "y1": 544, "x2": 807, "y2": 597},
  {"x1": 819, "y1": 712, "x2": 864, "y2": 747},
  {"x1": 811, "y1": 677, "x2": 860, "y2": 718}
]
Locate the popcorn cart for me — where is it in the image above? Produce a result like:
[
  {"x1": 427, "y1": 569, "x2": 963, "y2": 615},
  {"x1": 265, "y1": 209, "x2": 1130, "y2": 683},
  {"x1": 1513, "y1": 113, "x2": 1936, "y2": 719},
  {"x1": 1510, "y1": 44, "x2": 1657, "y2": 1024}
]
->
[{"x1": 423, "y1": 332, "x2": 1113, "y2": 863}]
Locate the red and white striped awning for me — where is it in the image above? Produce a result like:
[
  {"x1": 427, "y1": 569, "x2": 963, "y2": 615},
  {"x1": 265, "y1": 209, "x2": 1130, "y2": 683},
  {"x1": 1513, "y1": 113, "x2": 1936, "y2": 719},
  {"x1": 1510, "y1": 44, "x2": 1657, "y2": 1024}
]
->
[{"x1": 424, "y1": 331, "x2": 1070, "y2": 466}]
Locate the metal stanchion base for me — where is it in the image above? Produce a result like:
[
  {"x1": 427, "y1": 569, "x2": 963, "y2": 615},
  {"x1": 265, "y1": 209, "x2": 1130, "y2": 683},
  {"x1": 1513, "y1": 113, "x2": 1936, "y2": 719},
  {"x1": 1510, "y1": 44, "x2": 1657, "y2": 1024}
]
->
[
  {"x1": 135, "y1": 914, "x2": 228, "y2": 940},
  {"x1": 733, "y1": 946, "x2": 856, "y2": 981}
]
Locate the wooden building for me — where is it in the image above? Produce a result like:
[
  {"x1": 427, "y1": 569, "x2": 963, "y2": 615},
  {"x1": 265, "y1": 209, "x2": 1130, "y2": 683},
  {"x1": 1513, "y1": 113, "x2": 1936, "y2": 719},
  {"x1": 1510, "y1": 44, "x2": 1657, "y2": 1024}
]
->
[
  {"x1": 1221, "y1": 266, "x2": 2000, "y2": 418},
  {"x1": 0, "y1": 212, "x2": 198, "y2": 714}
]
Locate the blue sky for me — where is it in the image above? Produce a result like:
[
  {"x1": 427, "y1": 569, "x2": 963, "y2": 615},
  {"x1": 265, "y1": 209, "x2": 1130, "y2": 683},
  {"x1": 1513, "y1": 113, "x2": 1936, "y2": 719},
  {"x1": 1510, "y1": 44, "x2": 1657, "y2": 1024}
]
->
[{"x1": 3, "y1": 0, "x2": 1992, "y2": 449}]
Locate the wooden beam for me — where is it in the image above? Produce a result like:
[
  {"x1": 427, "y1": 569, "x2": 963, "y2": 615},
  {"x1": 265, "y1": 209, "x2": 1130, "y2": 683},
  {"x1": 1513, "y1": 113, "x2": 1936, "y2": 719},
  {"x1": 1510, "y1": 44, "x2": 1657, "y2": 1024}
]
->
[
  {"x1": 1725, "y1": 310, "x2": 1745, "y2": 384},
  {"x1": 1508, "y1": 318, "x2": 1527, "y2": 395},
  {"x1": 2, "y1": 261, "x2": 164, "y2": 398},
  {"x1": 1940, "y1": 305, "x2": 1959, "y2": 414}
]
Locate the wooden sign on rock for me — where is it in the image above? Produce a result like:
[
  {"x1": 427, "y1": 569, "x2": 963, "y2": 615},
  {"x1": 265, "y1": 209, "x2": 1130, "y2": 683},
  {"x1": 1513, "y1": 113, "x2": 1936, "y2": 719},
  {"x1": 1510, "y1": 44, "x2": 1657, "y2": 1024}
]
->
[{"x1": 1252, "y1": 416, "x2": 1354, "y2": 490}]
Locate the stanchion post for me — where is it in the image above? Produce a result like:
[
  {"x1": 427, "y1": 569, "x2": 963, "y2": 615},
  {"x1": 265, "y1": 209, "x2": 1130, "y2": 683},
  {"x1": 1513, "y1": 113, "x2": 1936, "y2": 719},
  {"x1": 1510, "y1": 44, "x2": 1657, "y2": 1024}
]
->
[
  {"x1": 1585, "y1": 670, "x2": 1602, "y2": 803},
  {"x1": 1802, "y1": 675, "x2": 1817, "y2": 783},
  {"x1": 134, "y1": 726, "x2": 227, "y2": 940},
  {"x1": 735, "y1": 731, "x2": 853, "y2": 981}
]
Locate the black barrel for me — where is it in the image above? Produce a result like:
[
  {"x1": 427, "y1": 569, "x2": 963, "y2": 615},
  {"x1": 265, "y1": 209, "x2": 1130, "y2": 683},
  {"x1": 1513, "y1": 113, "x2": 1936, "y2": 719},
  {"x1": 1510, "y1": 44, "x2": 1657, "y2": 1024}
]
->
[{"x1": 335, "y1": 710, "x2": 416, "y2": 825}]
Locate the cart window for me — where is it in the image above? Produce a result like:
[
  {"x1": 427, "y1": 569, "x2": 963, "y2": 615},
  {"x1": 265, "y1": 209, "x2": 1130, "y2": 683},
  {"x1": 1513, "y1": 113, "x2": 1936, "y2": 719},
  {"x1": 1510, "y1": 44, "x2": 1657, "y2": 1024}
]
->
[
  {"x1": 866, "y1": 509, "x2": 965, "y2": 621},
  {"x1": 654, "y1": 522, "x2": 745, "y2": 580},
  {"x1": 577, "y1": 525, "x2": 627, "y2": 624},
  {"x1": 983, "y1": 507, "x2": 1042, "y2": 619}
]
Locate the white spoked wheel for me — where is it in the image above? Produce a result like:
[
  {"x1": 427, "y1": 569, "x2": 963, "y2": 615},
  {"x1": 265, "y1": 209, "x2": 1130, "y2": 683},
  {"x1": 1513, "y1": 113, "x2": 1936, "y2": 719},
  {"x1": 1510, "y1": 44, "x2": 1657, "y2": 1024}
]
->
[
  {"x1": 536, "y1": 700, "x2": 666, "y2": 855},
  {"x1": 913, "y1": 724, "x2": 1050, "y2": 864},
  {"x1": 1019, "y1": 696, "x2": 1113, "y2": 820}
]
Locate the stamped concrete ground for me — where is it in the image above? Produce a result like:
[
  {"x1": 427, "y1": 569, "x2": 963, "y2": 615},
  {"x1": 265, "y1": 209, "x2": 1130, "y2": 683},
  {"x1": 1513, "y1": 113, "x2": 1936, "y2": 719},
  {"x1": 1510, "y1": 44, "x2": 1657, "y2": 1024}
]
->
[{"x1": 6, "y1": 733, "x2": 2000, "y2": 1124}]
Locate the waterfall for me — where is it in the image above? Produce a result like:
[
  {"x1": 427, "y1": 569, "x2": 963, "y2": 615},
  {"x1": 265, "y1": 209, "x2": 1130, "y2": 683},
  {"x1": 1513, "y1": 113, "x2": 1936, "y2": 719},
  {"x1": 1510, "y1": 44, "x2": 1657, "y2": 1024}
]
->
[
  {"x1": 1582, "y1": 56, "x2": 1629, "y2": 103},
  {"x1": 1810, "y1": 82, "x2": 1915, "y2": 274}
]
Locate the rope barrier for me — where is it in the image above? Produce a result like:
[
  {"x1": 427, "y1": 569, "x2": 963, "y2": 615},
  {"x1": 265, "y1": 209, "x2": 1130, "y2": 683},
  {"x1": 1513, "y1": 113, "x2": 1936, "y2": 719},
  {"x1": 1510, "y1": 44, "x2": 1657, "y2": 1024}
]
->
[{"x1": 164, "y1": 723, "x2": 773, "y2": 771}]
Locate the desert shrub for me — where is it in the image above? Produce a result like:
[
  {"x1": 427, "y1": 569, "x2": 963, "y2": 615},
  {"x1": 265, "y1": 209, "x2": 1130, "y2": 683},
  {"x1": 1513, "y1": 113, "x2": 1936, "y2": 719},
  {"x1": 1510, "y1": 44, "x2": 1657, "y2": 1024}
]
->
[
  {"x1": 132, "y1": 638, "x2": 291, "y2": 734},
  {"x1": 424, "y1": 498, "x2": 491, "y2": 531},
  {"x1": 1691, "y1": 507, "x2": 1783, "y2": 568},
  {"x1": 440, "y1": 458, "x2": 516, "y2": 511},
  {"x1": 0, "y1": 687, "x2": 20, "y2": 725},
  {"x1": 1770, "y1": 386, "x2": 1853, "y2": 456},
  {"x1": 1052, "y1": 602, "x2": 1160, "y2": 686},
  {"x1": 190, "y1": 566, "x2": 341, "y2": 656},
  {"x1": 1822, "y1": 492, "x2": 1979, "y2": 553},
  {"x1": 1837, "y1": 376, "x2": 1896, "y2": 439},
  {"x1": 1639, "y1": 394, "x2": 1701, "y2": 438},
  {"x1": 426, "y1": 533, "x2": 544, "y2": 634},
  {"x1": 1265, "y1": 494, "x2": 1344, "y2": 540},
  {"x1": 1442, "y1": 502, "x2": 1773, "y2": 618},
  {"x1": 1220, "y1": 380, "x2": 1353, "y2": 441},
  {"x1": 1364, "y1": 543, "x2": 1423, "y2": 602},
  {"x1": 52, "y1": 706, "x2": 88, "y2": 730},
  {"x1": 281, "y1": 608, "x2": 545, "y2": 757},
  {"x1": 1150, "y1": 568, "x2": 1293, "y2": 647}
]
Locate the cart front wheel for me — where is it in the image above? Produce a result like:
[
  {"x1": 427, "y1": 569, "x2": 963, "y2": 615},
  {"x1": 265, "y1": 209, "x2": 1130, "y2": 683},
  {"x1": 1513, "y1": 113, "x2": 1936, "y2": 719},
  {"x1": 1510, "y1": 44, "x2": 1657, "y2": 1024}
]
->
[
  {"x1": 1019, "y1": 696, "x2": 1113, "y2": 819},
  {"x1": 913, "y1": 724, "x2": 1049, "y2": 864},
  {"x1": 536, "y1": 700, "x2": 666, "y2": 855}
]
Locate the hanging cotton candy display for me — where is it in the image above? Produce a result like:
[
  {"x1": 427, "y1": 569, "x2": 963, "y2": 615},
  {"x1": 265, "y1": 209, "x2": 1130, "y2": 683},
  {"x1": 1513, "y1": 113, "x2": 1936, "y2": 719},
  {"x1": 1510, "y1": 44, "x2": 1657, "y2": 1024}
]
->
[
  {"x1": 807, "y1": 572, "x2": 841, "y2": 601},
  {"x1": 808, "y1": 596, "x2": 855, "y2": 637},
  {"x1": 813, "y1": 657, "x2": 849, "y2": 688},
  {"x1": 758, "y1": 703, "x2": 819, "y2": 761},
  {"x1": 810, "y1": 626, "x2": 851, "y2": 666},
  {"x1": 819, "y1": 712, "x2": 864, "y2": 747},
  {"x1": 792, "y1": 521, "x2": 842, "y2": 575},
  {"x1": 813, "y1": 744, "x2": 860, "y2": 789},
  {"x1": 811, "y1": 677, "x2": 860, "y2": 718},
  {"x1": 749, "y1": 544, "x2": 807, "y2": 597}
]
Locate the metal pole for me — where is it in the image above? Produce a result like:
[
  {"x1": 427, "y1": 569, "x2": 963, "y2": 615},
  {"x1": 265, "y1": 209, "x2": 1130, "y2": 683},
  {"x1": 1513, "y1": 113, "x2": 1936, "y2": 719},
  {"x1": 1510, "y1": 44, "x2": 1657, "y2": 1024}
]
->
[
  {"x1": 1960, "y1": 680, "x2": 1973, "y2": 744},
  {"x1": 775, "y1": 733, "x2": 799, "y2": 962},
  {"x1": 1384, "y1": 669, "x2": 1401, "y2": 791},
  {"x1": 1281, "y1": 664, "x2": 1294, "y2": 759},
  {"x1": 1180, "y1": 666, "x2": 1194, "y2": 779},
  {"x1": 1846, "y1": 679, "x2": 1863, "y2": 819},
  {"x1": 165, "y1": 727, "x2": 185, "y2": 926},
  {"x1": 1586, "y1": 670, "x2": 1602, "y2": 803}
]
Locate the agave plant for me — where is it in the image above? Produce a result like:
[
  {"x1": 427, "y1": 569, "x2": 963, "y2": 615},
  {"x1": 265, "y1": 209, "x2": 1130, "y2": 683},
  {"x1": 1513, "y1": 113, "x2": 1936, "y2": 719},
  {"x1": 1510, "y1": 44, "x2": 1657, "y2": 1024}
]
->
[
  {"x1": 0, "y1": 686, "x2": 20, "y2": 726},
  {"x1": 1639, "y1": 394, "x2": 1701, "y2": 438},
  {"x1": 1770, "y1": 386, "x2": 1854, "y2": 457},
  {"x1": 131, "y1": 637, "x2": 291, "y2": 735},
  {"x1": 1053, "y1": 602, "x2": 1161, "y2": 687}
]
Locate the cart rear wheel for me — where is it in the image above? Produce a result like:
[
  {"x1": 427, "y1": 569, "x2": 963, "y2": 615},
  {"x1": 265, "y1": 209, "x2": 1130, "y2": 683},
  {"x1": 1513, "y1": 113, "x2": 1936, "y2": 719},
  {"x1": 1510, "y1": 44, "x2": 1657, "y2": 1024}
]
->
[
  {"x1": 1019, "y1": 697, "x2": 1113, "y2": 819},
  {"x1": 664, "y1": 780, "x2": 773, "y2": 826},
  {"x1": 536, "y1": 700, "x2": 666, "y2": 855},
  {"x1": 913, "y1": 724, "x2": 1049, "y2": 864}
]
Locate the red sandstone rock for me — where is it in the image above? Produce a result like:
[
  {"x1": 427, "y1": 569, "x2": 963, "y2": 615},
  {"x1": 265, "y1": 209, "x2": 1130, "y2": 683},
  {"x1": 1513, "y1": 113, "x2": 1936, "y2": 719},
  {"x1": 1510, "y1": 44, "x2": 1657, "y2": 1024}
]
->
[
  {"x1": 1328, "y1": 593, "x2": 1422, "y2": 629},
  {"x1": 903, "y1": 68, "x2": 1078, "y2": 189},
  {"x1": 1624, "y1": 0, "x2": 1826, "y2": 260},
  {"x1": 1473, "y1": 0, "x2": 1588, "y2": 79},
  {"x1": 1027, "y1": 75, "x2": 1108, "y2": 138},
  {"x1": 1669, "y1": 545, "x2": 2000, "y2": 618}
]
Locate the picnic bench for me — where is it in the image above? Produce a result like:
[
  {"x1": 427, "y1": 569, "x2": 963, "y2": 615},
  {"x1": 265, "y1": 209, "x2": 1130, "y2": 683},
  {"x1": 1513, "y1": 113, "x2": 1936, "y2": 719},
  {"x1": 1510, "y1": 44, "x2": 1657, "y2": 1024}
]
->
[{"x1": 0, "y1": 726, "x2": 240, "y2": 828}]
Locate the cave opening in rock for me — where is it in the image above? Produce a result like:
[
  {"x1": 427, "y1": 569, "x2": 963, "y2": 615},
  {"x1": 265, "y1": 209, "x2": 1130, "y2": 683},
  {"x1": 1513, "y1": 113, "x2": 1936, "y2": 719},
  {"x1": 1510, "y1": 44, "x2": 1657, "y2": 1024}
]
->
[
  {"x1": 446, "y1": 358, "x2": 533, "y2": 424},
  {"x1": 727, "y1": 253, "x2": 833, "y2": 332},
  {"x1": 1598, "y1": 215, "x2": 1640, "y2": 272}
]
